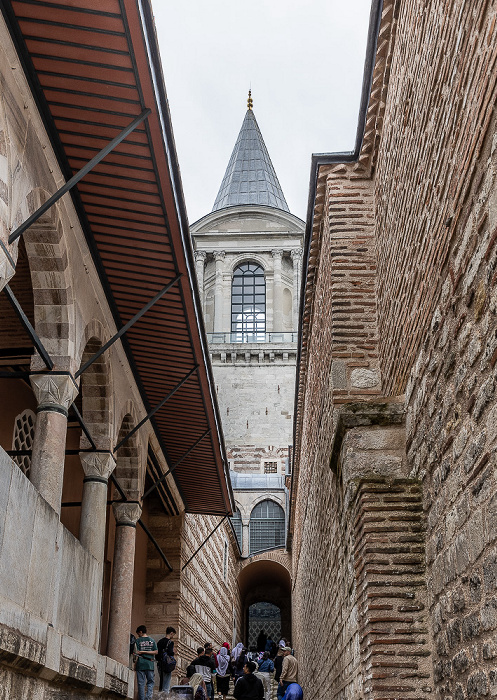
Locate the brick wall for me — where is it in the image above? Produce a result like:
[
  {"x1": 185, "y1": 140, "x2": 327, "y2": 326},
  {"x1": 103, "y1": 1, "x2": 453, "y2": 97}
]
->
[{"x1": 146, "y1": 508, "x2": 242, "y2": 678}]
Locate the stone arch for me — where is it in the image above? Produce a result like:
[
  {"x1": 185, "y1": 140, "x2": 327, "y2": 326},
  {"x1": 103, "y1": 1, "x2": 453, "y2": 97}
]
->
[
  {"x1": 230, "y1": 254, "x2": 267, "y2": 272},
  {"x1": 249, "y1": 493, "x2": 285, "y2": 512},
  {"x1": 22, "y1": 191, "x2": 76, "y2": 371},
  {"x1": 249, "y1": 499, "x2": 286, "y2": 555},
  {"x1": 0, "y1": 68, "x2": 76, "y2": 369},
  {"x1": 77, "y1": 322, "x2": 113, "y2": 450},
  {"x1": 114, "y1": 410, "x2": 141, "y2": 501},
  {"x1": 238, "y1": 557, "x2": 292, "y2": 646}
]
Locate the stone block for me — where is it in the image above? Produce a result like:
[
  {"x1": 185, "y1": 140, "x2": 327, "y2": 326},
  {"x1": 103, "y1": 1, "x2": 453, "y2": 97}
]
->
[{"x1": 0, "y1": 462, "x2": 37, "y2": 607}]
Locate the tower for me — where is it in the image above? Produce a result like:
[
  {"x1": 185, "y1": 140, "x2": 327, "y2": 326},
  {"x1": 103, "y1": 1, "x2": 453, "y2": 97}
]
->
[{"x1": 191, "y1": 94, "x2": 304, "y2": 584}]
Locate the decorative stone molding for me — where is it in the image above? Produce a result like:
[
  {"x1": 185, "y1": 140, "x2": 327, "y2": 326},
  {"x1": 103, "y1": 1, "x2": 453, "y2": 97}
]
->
[
  {"x1": 112, "y1": 501, "x2": 141, "y2": 527},
  {"x1": 194, "y1": 250, "x2": 207, "y2": 262},
  {"x1": 80, "y1": 451, "x2": 116, "y2": 482},
  {"x1": 213, "y1": 250, "x2": 225, "y2": 261},
  {"x1": 290, "y1": 248, "x2": 302, "y2": 262},
  {"x1": 271, "y1": 249, "x2": 284, "y2": 259},
  {"x1": 30, "y1": 373, "x2": 79, "y2": 416}
]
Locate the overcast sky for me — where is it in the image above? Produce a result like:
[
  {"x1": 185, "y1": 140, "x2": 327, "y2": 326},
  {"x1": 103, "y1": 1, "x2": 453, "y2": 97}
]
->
[{"x1": 151, "y1": 1, "x2": 372, "y2": 224}]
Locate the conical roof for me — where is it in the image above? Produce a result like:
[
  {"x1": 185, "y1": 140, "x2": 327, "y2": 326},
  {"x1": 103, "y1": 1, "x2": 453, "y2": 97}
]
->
[{"x1": 212, "y1": 108, "x2": 290, "y2": 213}]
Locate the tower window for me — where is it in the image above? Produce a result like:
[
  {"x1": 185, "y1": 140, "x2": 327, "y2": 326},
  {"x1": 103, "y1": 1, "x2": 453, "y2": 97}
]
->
[
  {"x1": 230, "y1": 509, "x2": 243, "y2": 550},
  {"x1": 249, "y1": 499, "x2": 285, "y2": 554},
  {"x1": 231, "y1": 263, "x2": 265, "y2": 342}
]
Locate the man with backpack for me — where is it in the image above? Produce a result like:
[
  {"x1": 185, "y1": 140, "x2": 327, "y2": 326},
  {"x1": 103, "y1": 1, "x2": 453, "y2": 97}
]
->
[{"x1": 157, "y1": 626, "x2": 177, "y2": 692}]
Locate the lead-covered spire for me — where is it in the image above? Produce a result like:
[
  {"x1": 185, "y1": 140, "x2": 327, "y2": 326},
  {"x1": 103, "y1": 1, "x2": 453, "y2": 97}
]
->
[{"x1": 212, "y1": 99, "x2": 290, "y2": 213}]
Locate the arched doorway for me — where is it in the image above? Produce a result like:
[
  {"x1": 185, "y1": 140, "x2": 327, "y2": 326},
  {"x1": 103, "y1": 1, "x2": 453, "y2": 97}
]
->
[
  {"x1": 237, "y1": 557, "x2": 291, "y2": 647},
  {"x1": 248, "y1": 601, "x2": 281, "y2": 650}
]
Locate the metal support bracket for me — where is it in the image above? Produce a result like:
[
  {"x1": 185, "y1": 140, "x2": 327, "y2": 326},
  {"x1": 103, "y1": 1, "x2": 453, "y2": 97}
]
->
[
  {"x1": 113, "y1": 365, "x2": 199, "y2": 452},
  {"x1": 181, "y1": 515, "x2": 228, "y2": 571},
  {"x1": 75, "y1": 274, "x2": 182, "y2": 379},
  {"x1": 3, "y1": 285, "x2": 53, "y2": 369},
  {"x1": 9, "y1": 109, "x2": 151, "y2": 244},
  {"x1": 142, "y1": 427, "x2": 211, "y2": 500}
]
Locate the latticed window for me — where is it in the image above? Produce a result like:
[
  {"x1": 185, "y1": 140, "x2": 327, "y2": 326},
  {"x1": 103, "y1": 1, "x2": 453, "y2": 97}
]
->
[
  {"x1": 231, "y1": 509, "x2": 243, "y2": 550},
  {"x1": 249, "y1": 500, "x2": 285, "y2": 554},
  {"x1": 231, "y1": 262, "x2": 265, "y2": 342},
  {"x1": 12, "y1": 409, "x2": 36, "y2": 478},
  {"x1": 263, "y1": 461, "x2": 278, "y2": 474}
]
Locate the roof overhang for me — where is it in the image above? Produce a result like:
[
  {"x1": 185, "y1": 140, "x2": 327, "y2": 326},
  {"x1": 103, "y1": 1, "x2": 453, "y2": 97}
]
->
[
  {"x1": 2, "y1": 0, "x2": 235, "y2": 515},
  {"x1": 191, "y1": 204, "x2": 305, "y2": 234}
]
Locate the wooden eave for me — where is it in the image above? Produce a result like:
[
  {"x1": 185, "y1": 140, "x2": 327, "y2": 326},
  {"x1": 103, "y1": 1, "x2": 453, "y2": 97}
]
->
[{"x1": 2, "y1": 0, "x2": 234, "y2": 515}]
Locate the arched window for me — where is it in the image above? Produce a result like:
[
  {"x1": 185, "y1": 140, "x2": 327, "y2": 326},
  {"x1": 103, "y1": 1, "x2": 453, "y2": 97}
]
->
[
  {"x1": 249, "y1": 500, "x2": 285, "y2": 554},
  {"x1": 231, "y1": 263, "x2": 265, "y2": 342},
  {"x1": 230, "y1": 509, "x2": 243, "y2": 550}
]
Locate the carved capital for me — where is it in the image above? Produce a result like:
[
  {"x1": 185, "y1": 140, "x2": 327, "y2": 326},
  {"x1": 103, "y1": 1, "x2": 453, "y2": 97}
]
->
[
  {"x1": 290, "y1": 248, "x2": 302, "y2": 262},
  {"x1": 213, "y1": 250, "x2": 225, "y2": 262},
  {"x1": 80, "y1": 451, "x2": 116, "y2": 482},
  {"x1": 30, "y1": 373, "x2": 79, "y2": 416},
  {"x1": 271, "y1": 249, "x2": 284, "y2": 260},
  {"x1": 112, "y1": 501, "x2": 142, "y2": 526},
  {"x1": 194, "y1": 250, "x2": 207, "y2": 263},
  {"x1": 0, "y1": 239, "x2": 18, "y2": 292}
]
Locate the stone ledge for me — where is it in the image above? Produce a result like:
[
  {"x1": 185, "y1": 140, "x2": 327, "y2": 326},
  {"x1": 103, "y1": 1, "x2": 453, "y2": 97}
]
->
[
  {"x1": 0, "y1": 615, "x2": 132, "y2": 697},
  {"x1": 330, "y1": 398, "x2": 406, "y2": 476}
]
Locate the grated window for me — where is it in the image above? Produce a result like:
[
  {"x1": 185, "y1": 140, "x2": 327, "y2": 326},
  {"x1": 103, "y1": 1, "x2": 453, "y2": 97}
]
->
[
  {"x1": 263, "y1": 461, "x2": 278, "y2": 474},
  {"x1": 249, "y1": 500, "x2": 285, "y2": 554},
  {"x1": 231, "y1": 262, "x2": 265, "y2": 342},
  {"x1": 230, "y1": 509, "x2": 243, "y2": 550},
  {"x1": 12, "y1": 409, "x2": 36, "y2": 478}
]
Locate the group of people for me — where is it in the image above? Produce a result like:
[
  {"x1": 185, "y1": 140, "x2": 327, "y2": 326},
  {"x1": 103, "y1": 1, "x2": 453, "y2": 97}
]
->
[
  {"x1": 130, "y1": 625, "x2": 302, "y2": 700},
  {"x1": 186, "y1": 638, "x2": 301, "y2": 700}
]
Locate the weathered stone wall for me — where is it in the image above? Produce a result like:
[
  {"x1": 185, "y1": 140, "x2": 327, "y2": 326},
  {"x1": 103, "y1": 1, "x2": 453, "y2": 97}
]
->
[{"x1": 294, "y1": 1, "x2": 497, "y2": 699}]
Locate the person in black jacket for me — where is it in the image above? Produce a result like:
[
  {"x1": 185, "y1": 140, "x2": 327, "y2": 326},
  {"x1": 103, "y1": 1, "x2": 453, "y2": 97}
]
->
[
  {"x1": 157, "y1": 626, "x2": 176, "y2": 693},
  {"x1": 233, "y1": 661, "x2": 264, "y2": 700}
]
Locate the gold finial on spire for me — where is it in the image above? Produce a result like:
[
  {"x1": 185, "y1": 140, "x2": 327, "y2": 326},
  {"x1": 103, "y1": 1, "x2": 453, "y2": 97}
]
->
[{"x1": 247, "y1": 89, "x2": 253, "y2": 110}]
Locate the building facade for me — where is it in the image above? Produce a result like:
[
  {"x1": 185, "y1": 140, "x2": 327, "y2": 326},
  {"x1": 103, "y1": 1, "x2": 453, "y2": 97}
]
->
[
  {"x1": 0, "y1": 3, "x2": 241, "y2": 698},
  {"x1": 192, "y1": 103, "x2": 303, "y2": 640}
]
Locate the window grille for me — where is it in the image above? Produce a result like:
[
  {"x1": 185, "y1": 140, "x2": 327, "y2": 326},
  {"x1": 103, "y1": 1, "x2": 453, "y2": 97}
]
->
[
  {"x1": 231, "y1": 262, "x2": 265, "y2": 342},
  {"x1": 263, "y1": 461, "x2": 278, "y2": 474},
  {"x1": 230, "y1": 509, "x2": 243, "y2": 550},
  {"x1": 12, "y1": 409, "x2": 36, "y2": 478},
  {"x1": 249, "y1": 500, "x2": 285, "y2": 554}
]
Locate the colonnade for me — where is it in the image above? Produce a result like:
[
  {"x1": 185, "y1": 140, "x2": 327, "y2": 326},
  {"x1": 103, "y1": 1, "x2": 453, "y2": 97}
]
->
[
  {"x1": 13, "y1": 368, "x2": 142, "y2": 666},
  {"x1": 194, "y1": 247, "x2": 303, "y2": 334}
]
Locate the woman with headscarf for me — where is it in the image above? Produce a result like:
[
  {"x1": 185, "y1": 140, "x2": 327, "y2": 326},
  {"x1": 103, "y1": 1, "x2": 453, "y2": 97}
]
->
[
  {"x1": 233, "y1": 647, "x2": 248, "y2": 682},
  {"x1": 189, "y1": 672, "x2": 209, "y2": 700},
  {"x1": 216, "y1": 645, "x2": 232, "y2": 700},
  {"x1": 232, "y1": 643, "x2": 243, "y2": 663}
]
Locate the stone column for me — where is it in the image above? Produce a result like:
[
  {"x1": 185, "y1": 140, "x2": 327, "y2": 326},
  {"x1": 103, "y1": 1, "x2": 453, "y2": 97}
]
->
[
  {"x1": 0, "y1": 239, "x2": 17, "y2": 291},
  {"x1": 107, "y1": 501, "x2": 142, "y2": 665},
  {"x1": 213, "y1": 250, "x2": 225, "y2": 333},
  {"x1": 242, "y1": 522, "x2": 250, "y2": 558},
  {"x1": 194, "y1": 250, "x2": 207, "y2": 311},
  {"x1": 291, "y1": 248, "x2": 302, "y2": 333},
  {"x1": 30, "y1": 373, "x2": 79, "y2": 515},
  {"x1": 271, "y1": 249, "x2": 283, "y2": 332},
  {"x1": 79, "y1": 451, "x2": 116, "y2": 562}
]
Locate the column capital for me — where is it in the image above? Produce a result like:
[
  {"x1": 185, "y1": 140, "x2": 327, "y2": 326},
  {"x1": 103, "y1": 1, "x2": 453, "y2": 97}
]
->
[
  {"x1": 80, "y1": 451, "x2": 116, "y2": 483},
  {"x1": 112, "y1": 501, "x2": 142, "y2": 527},
  {"x1": 213, "y1": 250, "x2": 225, "y2": 261},
  {"x1": 30, "y1": 372, "x2": 79, "y2": 417},
  {"x1": 0, "y1": 239, "x2": 17, "y2": 292},
  {"x1": 271, "y1": 249, "x2": 284, "y2": 260},
  {"x1": 291, "y1": 248, "x2": 303, "y2": 261},
  {"x1": 194, "y1": 249, "x2": 207, "y2": 262}
]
